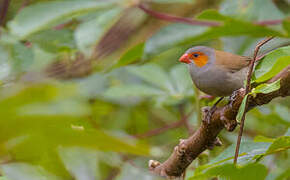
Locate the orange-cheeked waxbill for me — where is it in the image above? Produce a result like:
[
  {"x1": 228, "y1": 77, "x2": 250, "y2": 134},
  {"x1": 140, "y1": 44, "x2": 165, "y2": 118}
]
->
[{"x1": 179, "y1": 46, "x2": 251, "y2": 96}]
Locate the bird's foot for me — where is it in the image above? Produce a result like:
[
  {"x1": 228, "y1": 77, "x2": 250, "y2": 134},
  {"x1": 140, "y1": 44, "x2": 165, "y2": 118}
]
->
[
  {"x1": 202, "y1": 97, "x2": 224, "y2": 124},
  {"x1": 202, "y1": 106, "x2": 214, "y2": 124},
  {"x1": 220, "y1": 111, "x2": 237, "y2": 132}
]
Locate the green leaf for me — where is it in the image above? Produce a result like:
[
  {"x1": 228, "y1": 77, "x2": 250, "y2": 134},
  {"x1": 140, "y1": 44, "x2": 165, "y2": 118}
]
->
[
  {"x1": 255, "y1": 46, "x2": 290, "y2": 82},
  {"x1": 74, "y1": 8, "x2": 122, "y2": 56},
  {"x1": 58, "y1": 147, "x2": 100, "y2": 180},
  {"x1": 103, "y1": 84, "x2": 164, "y2": 99},
  {"x1": 192, "y1": 163, "x2": 268, "y2": 180},
  {"x1": 266, "y1": 136, "x2": 290, "y2": 154},
  {"x1": 254, "y1": 135, "x2": 275, "y2": 143},
  {"x1": 8, "y1": 0, "x2": 118, "y2": 39},
  {"x1": 236, "y1": 94, "x2": 248, "y2": 123},
  {"x1": 0, "y1": 45, "x2": 11, "y2": 80},
  {"x1": 143, "y1": 10, "x2": 283, "y2": 59},
  {"x1": 127, "y1": 64, "x2": 174, "y2": 92},
  {"x1": 143, "y1": 24, "x2": 208, "y2": 59},
  {"x1": 283, "y1": 19, "x2": 290, "y2": 36},
  {"x1": 209, "y1": 141, "x2": 270, "y2": 165},
  {"x1": 169, "y1": 64, "x2": 194, "y2": 96},
  {"x1": 251, "y1": 80, "x2": 281, "y2": 94},
  {"x1": 11, "y1": 43, "x2": 34, "y2": 72},
  {"x1": 220, "y1": 0, "x2": 285, "y2": 21},
  {"x1": 29, "y1": 29, "x2": 76, "y2": 53},
  {"x1": 114, "y1": 43, "x2": 144, "y2": 68},
  {"x1": 116, "y1": 164, "x2": 160, "y2": 180},
  {"x1": 151, "y1": 0, "x2": 194, "y2": 3},
  {"x1": 1, "y1": 163, "x2": 62, "y2": 180},
  {"x1": 196, "y1": 9, "x2": 229, "y2": 21}
]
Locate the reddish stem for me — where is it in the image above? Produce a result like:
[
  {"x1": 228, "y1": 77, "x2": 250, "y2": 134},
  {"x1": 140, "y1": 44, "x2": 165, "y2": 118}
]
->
[
  {"x1": 138, "y1": 4, "x2": 220, "y2": 27},
  {"x1": 233, "y1": 36, "x2": 274, "y2": 164},
  {"x1": 138, "y1": 4, "x2": 283, "y2": 27},
  {"x1": 0, "y1": 0, "x2": 10, "y2": 26}
]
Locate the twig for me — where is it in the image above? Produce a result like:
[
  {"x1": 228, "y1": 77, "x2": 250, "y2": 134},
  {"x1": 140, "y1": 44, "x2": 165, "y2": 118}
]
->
[
  {"x1": 138, "y1": 4, "x2": 220, "y2": 27},
  {"x1": 0, "y1": 0, "x2": 10, "y2": 26},
  {"x1": 179, "y1": 106, "x2": 194, "y2": 135},
  {"x1": 255, "y1": 19, "x2": 283, "y2": 26},
  {"x1": 135, "y1": 110, "x2": 194, "y2": 138},
  {"x1": 138, "y1": 3, "x2": 283, "y2": 27},
  {"x1": 148, "y1": 65, "x2": 290, "y2": 178},
  {"x1": 135, "y1": 120, "x2": 183, "y2": 138},
  {"x1": 233, "y1": 36, "x2": 274, "y2": 164}
]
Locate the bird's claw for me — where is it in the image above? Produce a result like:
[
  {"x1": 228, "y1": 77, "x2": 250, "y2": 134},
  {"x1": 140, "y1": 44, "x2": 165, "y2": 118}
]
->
[
  {"x1": 202, "y1": 106, "x2": 217, "y2": 124},
  {"x1": 220, "y1": 112, "x2": 237, "y2": 132},
  {"x1": 206, "y1": 137, "x2": 222, "y2": 150}
]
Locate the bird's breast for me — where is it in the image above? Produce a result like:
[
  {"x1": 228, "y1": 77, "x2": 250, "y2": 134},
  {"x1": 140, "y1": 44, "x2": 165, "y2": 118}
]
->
[{"x1": 188, "y1": 64, "x2": 246, "y2": 96}]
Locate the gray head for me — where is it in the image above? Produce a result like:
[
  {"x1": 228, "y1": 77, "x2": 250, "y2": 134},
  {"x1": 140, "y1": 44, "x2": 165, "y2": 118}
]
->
[{"x1": 179, "y1": 46, "x2": 216, "y2": 68}]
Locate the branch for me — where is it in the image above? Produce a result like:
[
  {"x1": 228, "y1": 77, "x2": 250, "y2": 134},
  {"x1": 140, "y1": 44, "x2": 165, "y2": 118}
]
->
[
  {"x1": 149, "y1": 65, "x2": 290, "y2": 178},
  {"x1": 0, "y1": 0, "x2": 10, "y2": 26},
  {"x1": 138, "y1": 4, "x2": 220, "y2": 27},
  {"x1": 138, "y1": 4, "x2": 283, "y2": 27},
  {"x1": 234, "y1": 37, "x2": 274, "y2": 164},
  {"x1": 135, "y1": 110, "x2": 194, "y2": 138}
]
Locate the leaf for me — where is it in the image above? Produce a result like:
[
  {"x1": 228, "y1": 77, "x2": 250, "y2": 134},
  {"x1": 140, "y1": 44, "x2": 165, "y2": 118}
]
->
[
  {"x1": 0, "y1": 45, "x2": 11, "y2": 80},
  {"x1": 189, "y1": 163, "x2": 268, "y2": 180},
  {"x1": 1, "y1": 163, "x2": 62, "y2": 180},
  {"x1": 8, "y1": 0, "x2": 118, "y2": 39},
  {"x1": 220, "y1": 0, "x2": 285, "y2": 21},
  {"x1": 254, "y1": 135, "x2": 275, "y2": 143},
  {"x1": 143, "y1": 10, "x2": 283, "y2": 59},
  {"x1": 127, "y1": 64, "x2": 174, "y2": 92},
  {"x1": 266, "y1": 136, "x2": 290, "y2": 154},
  {"x1": 251, "y1": 80, "x2": 281, "y2": 94},
  {"x1": 143, "y1": 24, "x2": 208, "y2": 59},
  {"x1": 11, "y1": 43, "x2": 34, "y2": 72},
  {"x1": 103, "y1": 84, "x2": 164, "y2": 99},
  {"x1": 114, "y1": 43, "x2": 145, "y2": 68},
  {"x1": 169, "y1": 64, "x2": 194, "y2": 96},
  {"x1": 29, "y1": 29, "x2": 76, "y2": 53},
  {"x1": 116, "y1": 164, "x2": 160, "y2": 180},
  {"x1": 254, "y1": 46, "x2": 290, "y2": 82},
  {"x1": 151, "y1": 0, "x2": 194, "y2": 3},
  {"x1": 283, "y1": 19, "x2": 290, "y2": 35},
  {"x1": 236, "y1": 94, "x2": 248, "y2": 123},
  {"x1": 58, "y1": 147, "x2": 100, "y2": 180},
  {"x1": 209, "y1": 141, "x2": 270, "y2": 165},
  {"x1": 74, "y1": 8, "x2": 122, "y2": 56}
]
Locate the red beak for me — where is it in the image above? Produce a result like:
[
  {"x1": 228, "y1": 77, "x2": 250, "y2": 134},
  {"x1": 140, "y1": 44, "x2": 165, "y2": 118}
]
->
[{"x1": 179, "y1": 53, "x2": 191, "y2": 64}]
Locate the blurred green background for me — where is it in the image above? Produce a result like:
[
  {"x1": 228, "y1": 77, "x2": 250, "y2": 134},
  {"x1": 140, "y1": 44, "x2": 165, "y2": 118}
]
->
[{"x1": 0, "y1": 0, "x2": 289, "y2": 179}]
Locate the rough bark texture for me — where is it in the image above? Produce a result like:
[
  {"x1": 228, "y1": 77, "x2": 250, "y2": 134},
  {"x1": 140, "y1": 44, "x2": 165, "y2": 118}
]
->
[{"x1": 149, "y1": 66, "x2": 290, "y2": 178}]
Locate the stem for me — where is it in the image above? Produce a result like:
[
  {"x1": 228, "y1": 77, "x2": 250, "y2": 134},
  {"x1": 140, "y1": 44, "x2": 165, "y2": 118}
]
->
[
  {"x1": 138, "y1": 3, "x2": 283, "y2": 27},
  {"x1": 233, "y1": 36, "x2": 274, "y2": 164},
  {"x1": 0, "y1": 0, "x2": 10, "y2": 26},
  {"x1": 138, "y1": 3, "x2": 220, "y2": 27}
]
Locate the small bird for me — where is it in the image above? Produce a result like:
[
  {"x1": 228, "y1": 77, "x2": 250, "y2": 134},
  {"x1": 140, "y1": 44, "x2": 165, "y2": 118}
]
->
[{"x1": 179, "y1": 46, "x2": 251, "y2": 97}]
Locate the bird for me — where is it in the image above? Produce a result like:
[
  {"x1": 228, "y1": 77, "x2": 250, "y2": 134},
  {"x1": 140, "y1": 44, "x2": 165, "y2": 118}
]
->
[{"x1": 179, "y1": 46, "x2": 252, "y2": 97}]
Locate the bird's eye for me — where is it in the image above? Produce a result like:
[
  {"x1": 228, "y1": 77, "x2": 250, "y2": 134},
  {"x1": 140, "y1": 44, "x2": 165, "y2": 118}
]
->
[{"x1": 193, "y1": 53, "x2": 199, "y2": 58}]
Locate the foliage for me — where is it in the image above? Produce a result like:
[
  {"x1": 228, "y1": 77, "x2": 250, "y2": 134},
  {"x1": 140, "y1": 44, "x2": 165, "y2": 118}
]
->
[{"x1": 0, "y1": 0, "x2": 289, "y2": 179}]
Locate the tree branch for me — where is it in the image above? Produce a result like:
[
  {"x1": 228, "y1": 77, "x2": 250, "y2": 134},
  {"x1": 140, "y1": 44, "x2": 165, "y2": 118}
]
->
[
  {"x1": 149, "y1": 65, "x2": 290, "y2": 178},
  {"x1": 138, "y1": 4, "x2": 220, "y2": 27},
  {"x1": 0, "y1": 0, "x2": 10, "y2": 26},
  {"x1": 138, "y1": 3, "x2": 283, "y2": 27}
]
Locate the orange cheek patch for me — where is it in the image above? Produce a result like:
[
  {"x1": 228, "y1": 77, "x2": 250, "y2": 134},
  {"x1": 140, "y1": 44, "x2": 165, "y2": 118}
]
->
[
  {"x1": 194, "y1": 55, "x2": 208, "y2": 67},
  {"x1": 190, "y1": 52, "x2": 208, "y2": 67}
]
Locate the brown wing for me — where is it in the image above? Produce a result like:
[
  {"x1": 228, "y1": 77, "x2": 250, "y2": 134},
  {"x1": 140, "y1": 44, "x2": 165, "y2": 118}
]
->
[{"x1": 215, "y1": 50, "x2": 251, "y2": 72}]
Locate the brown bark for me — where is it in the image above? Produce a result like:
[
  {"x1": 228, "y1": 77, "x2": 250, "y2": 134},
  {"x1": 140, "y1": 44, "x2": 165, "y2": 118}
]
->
[{"x1": 149, "y1": 66, "x2": 290, "y2": 178}]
